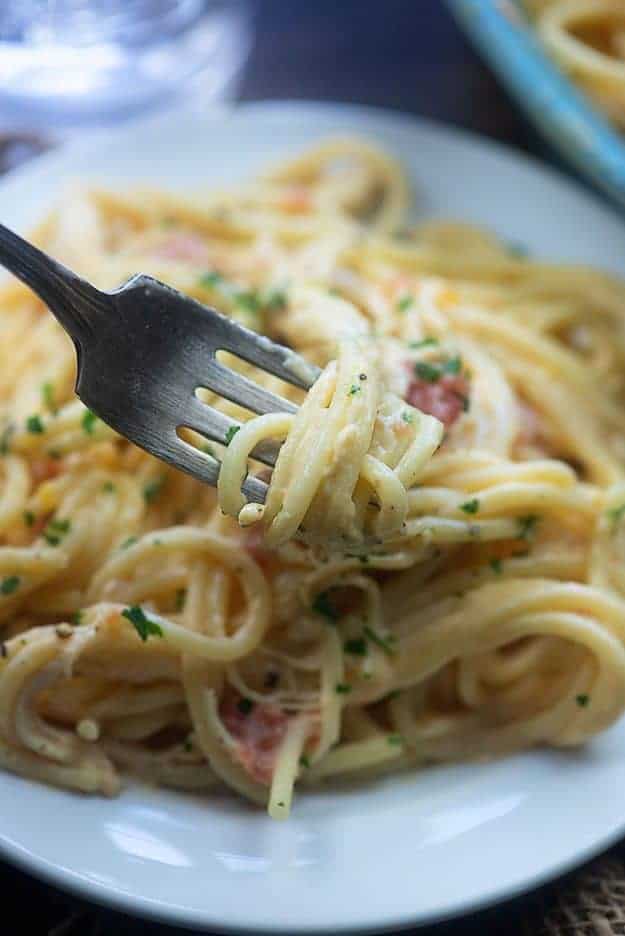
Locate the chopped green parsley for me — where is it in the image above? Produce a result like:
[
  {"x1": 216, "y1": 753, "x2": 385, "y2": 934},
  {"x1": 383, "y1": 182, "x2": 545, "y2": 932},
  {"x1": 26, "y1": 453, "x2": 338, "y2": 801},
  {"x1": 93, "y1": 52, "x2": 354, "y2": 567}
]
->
[
  {"x1": 414, "y1": 361, "x2": 441, "y2": 383},
  {"x1": 396, "y1": 295, "x2": 413, "y2": 313},
  {"x1": 143, "y1": 476, "x2": 166, "y2": 504},
  {"x1": 363, "y1": 624, "x2": 396, "y2": 656},
  {"x1": 0, "y1": 424, "x2": 14, "y2": 455},
  {"x1": 460, "y1": 499, "x2": 479, "y2": 515},
  {"x1": 607, "y1": 504, "x2": 625, "y2": 531},
  {"x1": 120, "y1": 536, "x2": 138, "y2": 550},
  {"x1": 517, "y1": 514, "x2": 540, "y2": 540},
  {"x1": 81, "y1": 409, "x2": 97, "y2": 435},
  {"x1": 0, "y1": 576, "x2": 20, "y2": 596},
  {"x1": 335, "y1": 683, "x2": 352, "y2": 695},
  {"x1": 409, "y1": 337, "x2": 439, "y2": 350},
  {"x1": 23, "y1": 511, "x2": 35, "y2": 527},
  {"x1": 387, "y1": 734, "x2": 403, "y2": 746},
  {"x1": 175, "y1": 588, "x2": 187, "y2": 612},
  {"x1": 43, "y1": 518, "x2": 71, "y2": 546},
  {"x1": 41, "y1": 382, "x2": 57, "y2": 413},
  {"x1": 237, "y1": 697, "x2": 254, "y2": 716},
  {"x1": 344, "y1": 637, "x2": 368, "y2": 656},
  {"x1": 122, "y1": 605, "x2": 164, "y2": 642},
  {"x1": 401, "y1": 410, "x2": 414, "y2": 424},
  {"x1": 312, "y1": 591, "x2": 339, "y2": 623},
  {"x1": 26, "y1": 414, "x2": 44, "y2": 434},
  {"x1": 414, "y1": 355, "x2": 464, "y2": 384},
  {"x1": 225, "y1": 425, "x2": 240, "y2": 445},
  {"x1": 489, "y1": 558, "x2": 503, "y2": 575},
  {"x1": 198, "y1": 270, "x2": 223, "y2": 289},
  {"x1": 576, "y1": 694, "x2": 590, "y2": 707}
]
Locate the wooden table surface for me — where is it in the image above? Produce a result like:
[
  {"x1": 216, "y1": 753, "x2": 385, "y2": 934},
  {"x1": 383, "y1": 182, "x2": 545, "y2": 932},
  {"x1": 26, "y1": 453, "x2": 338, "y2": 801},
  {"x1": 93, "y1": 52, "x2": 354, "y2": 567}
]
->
[{"x1": 0, "y1": 1, "x2": 615, "y2": 934}]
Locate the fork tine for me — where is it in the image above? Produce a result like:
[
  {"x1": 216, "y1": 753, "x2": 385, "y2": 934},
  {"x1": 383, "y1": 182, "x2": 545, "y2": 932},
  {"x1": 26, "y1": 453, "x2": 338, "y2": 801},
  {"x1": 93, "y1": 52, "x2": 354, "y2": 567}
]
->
[
  {"x1": 200, "y1": 359, "x2": 298, "y2": 416},
  {"x1": 172, "y1": 435, "x2": 269, "y2": 503},
  {"x1": 183, "y1": 400, "x2": 281, "y2": 467},
  {"x1": 211, "y1": 312, "x2": 321, "y2": 390}
]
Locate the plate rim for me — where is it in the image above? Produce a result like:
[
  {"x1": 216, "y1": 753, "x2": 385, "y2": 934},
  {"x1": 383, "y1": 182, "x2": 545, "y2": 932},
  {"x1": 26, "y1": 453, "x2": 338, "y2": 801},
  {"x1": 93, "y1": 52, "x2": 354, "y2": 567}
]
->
[{"x1": 0, "y1": 98, "x2": 624, "y2": 934}]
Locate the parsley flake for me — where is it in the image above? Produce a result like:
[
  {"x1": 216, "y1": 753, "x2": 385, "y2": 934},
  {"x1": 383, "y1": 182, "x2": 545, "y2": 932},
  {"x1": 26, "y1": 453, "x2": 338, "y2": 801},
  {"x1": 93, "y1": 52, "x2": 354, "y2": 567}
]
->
[
  {"x1": 489, "y1": 558, "x2": 503, "y2": 575},
  {"x1": 335, "y1": 683, "x2": 352, "y2": 695},
  {"x1": 363, "y1": 624, "x2": 396, "y2": 656},
  {"x1": 517, "y1": 515, "x2": 540, "y2": 540},
  {"x1": 401, "y1": 411, "x2": 414, "y2": 424},
  {"x1": 102, "y1": 481, "x2": 115, "y2": 493},
  {"x1": 225, "y1": 425, "x2": 240, "y2": 445},
  {"x1": 0, "y1": 425, "x2": 14, "y2": 455},
  {"x1": 607, "y1": 504, "x2": 625, "y2": 531},
  {"x1": 43, "y1": 518, "x2": 71, "y2": 546},
  {"x1": 414, "y1": 361, "x2": 441, "y2": 383},
  {"x1": 409, "y1": 337, "x2": 439, "y2": 350},
  {"x1": 41, "y1": 382, "x2": 57, "y2": 413},
  {"x1": 397, "y1": 295, "x2": 413, "y2": 313},
  {"x1": 443, "y1": 356, "x2": 462, "y2": 375},
  {"x1": 237, "y1": 697, "x2": 254, "y2": 716},
  {"x1": 122, "y1": 605, "x2": 164, "y2": 642},
  {"x1": 81, "y1": 409, "x2": 97, "y2": 435},
  {"x1": 299, "y1": 754, "x2": 310, "y2": 769},
  {"x1": 312, "y1": 591, "x2": 339, "y2": 623},
  {"x1": 143, "y1": 476, "x2": 166, "y2": 504},
  {"x1": 387, "y1": 734, "x2": 403, "y2": 746},
  {"x1": 26, "y1": 414, "x2": 44, "y2": 434},
  {"x1": 198, "y1": 271, "x2": 223, "y2": 289},
  {"x1": 263, "y1": 288, "x2": 288, "y2": 311},
  {"x1": 23, "y1": 511, "x2": 35, "y2": 527},
  {"x1": 460, "y1": 499, "x2": 479, "y2": 515},
  {"x1": 576, "y1": 694, "x2": 590, "y2": 707},
  {"x1": 175, "y1": 588, "x2": 187, "y2": 612},
  {"x1": 0, "y1": 576, "x2": 20, "y2": 596},
  {"x1": 344, "y1": 637, "x2": 368, "y2": 656},
  {"x1": 120, "y1": 536, "x2": 138, "y2": 550},
  {"x1": 348, "y1": 384, "x2": 361, "y2": 396}
]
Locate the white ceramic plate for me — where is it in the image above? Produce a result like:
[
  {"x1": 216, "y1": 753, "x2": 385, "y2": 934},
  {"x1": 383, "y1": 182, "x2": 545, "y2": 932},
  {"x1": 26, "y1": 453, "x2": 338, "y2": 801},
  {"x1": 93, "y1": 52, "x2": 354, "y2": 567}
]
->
[{"x1": 1, "y1": 101, "x2": 625, "y2": 934}]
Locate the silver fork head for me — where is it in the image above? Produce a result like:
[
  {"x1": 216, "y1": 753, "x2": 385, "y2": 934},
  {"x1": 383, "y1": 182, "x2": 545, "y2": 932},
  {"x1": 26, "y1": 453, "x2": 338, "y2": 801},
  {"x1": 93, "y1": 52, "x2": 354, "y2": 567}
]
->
[{"x1": 75, "y1": 275, "x2": 320, "y2": 503}]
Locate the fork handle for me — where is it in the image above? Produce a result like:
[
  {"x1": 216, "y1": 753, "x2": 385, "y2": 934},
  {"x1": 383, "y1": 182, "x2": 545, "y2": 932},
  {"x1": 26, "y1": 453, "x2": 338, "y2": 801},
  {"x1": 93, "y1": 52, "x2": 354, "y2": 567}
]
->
[{"x1": 0, "y1": 222, "x2": 110, "y2": 343}]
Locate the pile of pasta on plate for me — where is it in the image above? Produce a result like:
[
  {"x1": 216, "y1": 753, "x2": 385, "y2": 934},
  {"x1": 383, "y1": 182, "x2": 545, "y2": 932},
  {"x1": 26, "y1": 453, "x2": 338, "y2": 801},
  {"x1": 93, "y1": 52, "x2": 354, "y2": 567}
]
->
[{"x1": 1, "y1": 137, "x2": 625, "y2": 818}]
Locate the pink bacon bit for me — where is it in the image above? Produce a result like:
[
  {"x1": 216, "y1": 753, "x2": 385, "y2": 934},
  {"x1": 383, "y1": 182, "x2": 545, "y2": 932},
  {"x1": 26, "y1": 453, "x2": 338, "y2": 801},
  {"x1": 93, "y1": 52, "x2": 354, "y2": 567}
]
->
[
  {"x1": 404, "y1": 364, "x2": 470, "y2": 430},
  {"x1": 280, "y1": 186, "x2": 312, "y2": 214},
  {"x1": 30, "y1": 456, "x2": 63, "y2": 487},
  {"x1": 220, "y1": 691, "x2": 291, "y2": 785},
  {"x1": 153, "y1": 231, "x2": 208, "y2": 264}
]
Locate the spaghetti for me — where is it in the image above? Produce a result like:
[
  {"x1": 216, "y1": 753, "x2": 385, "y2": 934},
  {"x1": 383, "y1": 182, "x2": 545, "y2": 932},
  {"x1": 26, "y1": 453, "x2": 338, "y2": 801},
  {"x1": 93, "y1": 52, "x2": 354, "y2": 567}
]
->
[
  {"x1": 1, "y1": 138, "x2": 625, "y2": 819},
  {"x1": 523, "y1": 0, "x2": 625, "y2": 127}
]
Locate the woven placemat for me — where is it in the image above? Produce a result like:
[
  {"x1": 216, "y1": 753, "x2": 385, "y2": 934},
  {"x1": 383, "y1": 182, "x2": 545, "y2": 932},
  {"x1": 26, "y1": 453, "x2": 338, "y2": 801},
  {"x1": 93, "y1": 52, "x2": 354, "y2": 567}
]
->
[{"x1": 523, "y1": 856, "x2": 625, "y2": 936}]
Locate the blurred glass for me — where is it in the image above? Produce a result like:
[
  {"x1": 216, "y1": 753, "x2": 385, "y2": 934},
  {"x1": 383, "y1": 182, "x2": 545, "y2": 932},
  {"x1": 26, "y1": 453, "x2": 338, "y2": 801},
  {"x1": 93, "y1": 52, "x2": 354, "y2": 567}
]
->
[{"x1": 0, "y1": 1, "x2": 251, "y2": 134}]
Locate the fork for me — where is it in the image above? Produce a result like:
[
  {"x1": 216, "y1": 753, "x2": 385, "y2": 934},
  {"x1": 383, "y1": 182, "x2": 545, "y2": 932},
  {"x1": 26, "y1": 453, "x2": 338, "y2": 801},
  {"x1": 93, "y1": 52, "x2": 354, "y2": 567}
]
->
[{"x1": 0, "y1": 223, "x2": 321, "y2": 503}]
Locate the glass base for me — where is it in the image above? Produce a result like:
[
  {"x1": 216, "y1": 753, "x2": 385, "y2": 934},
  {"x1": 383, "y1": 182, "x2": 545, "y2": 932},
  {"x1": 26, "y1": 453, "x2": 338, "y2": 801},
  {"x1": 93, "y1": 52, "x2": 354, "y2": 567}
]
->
[{"x1": 0, "y1": 1, "x2": 250, "y2": 133}]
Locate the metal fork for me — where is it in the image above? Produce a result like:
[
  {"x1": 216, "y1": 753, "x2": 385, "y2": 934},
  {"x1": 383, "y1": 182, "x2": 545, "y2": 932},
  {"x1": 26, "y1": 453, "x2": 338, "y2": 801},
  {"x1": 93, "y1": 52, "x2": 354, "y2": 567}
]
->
[{"x1": 0, "y1": 223, "x2": 321, "y2": 503}]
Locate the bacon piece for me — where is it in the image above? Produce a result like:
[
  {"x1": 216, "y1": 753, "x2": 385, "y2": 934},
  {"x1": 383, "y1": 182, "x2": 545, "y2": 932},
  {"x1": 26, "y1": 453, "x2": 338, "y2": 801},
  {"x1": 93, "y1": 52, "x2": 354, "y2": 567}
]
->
[
  {"x1": 281, "y1": 187, "x2": 312, "y2": 214},
  {"x1": 154, "y1": 231, "x2": 208, "y2": 264},
  {"x1": 30, "y1": 456, "x2": 63, "y2": 487},
  {"x1": 220, "y1": 691, "x2": 290, "y2": 785},
  {"x1": 405, "y1": 372, "x2": 469, "y2": 429}
]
